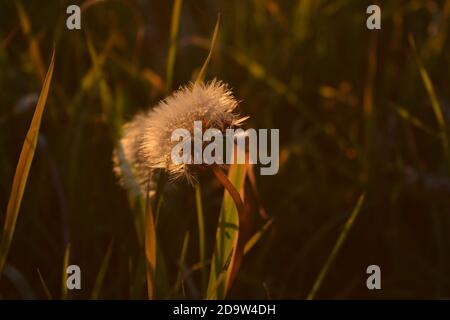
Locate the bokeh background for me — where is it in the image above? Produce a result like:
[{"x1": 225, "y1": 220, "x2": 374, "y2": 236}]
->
[{"x1": 1, "y1": 0, "x2": 450, "y2": 299}]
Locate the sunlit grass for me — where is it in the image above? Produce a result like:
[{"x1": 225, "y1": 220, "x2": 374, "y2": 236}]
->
[
  {"x1": 0, "y1": 48, "x2": 55, "y2": 276},
  {"x1": 0, "y1": 0, "x2": 449, "y2": 300}
]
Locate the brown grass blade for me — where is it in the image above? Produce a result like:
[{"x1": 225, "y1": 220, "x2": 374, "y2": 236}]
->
[
  {"x1": 145, "y1": 187, "x2": 157, "y2": 300},
  {"x1": 0, "y1": 48, "x2": 55, "y2": 276}
]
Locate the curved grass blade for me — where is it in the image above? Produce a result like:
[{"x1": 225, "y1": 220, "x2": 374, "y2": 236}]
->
[
  {"x1": 307, "y1": 194, "x2": 365, "y2": 300},
  {"x1": 207, "y1": 164, "x2": 246, "y2": 300},
  {"x1": 0, "y1": 48, "x2": 55, "y2": 276},
  {"x1": 195, "y1": 14, "x2": 220, "y2": 84}
]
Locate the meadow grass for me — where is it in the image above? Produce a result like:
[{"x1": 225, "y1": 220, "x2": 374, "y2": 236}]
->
[{"x1": 1, "y1": 0, "x2": 450, "y2": 299}]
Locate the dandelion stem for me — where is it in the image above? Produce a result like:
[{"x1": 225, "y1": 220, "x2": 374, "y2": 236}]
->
[
  {"x1": 211, "y1": 165, "x2": 245, "y2": 216},
  {"x1": 210, "y1": 164, "x2": 247, "y2": 291}
]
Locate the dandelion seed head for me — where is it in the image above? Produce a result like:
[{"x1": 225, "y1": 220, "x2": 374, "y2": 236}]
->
[{"x1": 113, "y1": 79, "x2": 246, "y2": 192}]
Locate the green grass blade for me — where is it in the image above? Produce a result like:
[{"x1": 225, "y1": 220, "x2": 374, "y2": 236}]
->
[
  {"x1": 207, "y1": 164, "x2": 246, "y2": 300},
  {"x1": 0, "y1": 48, "x2": 55, "y2": 276},
  {"x1": 91, "y1": 240, "x2": 114, "y2": 299},
  {"x1": 409, "y1": 35, "x2": 450, "y2": 165},
  {"x1": 195, "y1": 14, "x2": 220, "y2": 84},
  {"x1": 174, "y1": 231, "x2": 190, "y2": 297},
  {"x1": 192, "y1": 14, "x2": 221, "y2": 296},
  {"x1": 307, "y1": 193, "x2": 365, "y2": 300},
  {"x1": 165, "y1": 0, "x2": 183, "y2": 92},
  {"x1": 194, "y1": 183, "x2": 207, "y2": 296}
]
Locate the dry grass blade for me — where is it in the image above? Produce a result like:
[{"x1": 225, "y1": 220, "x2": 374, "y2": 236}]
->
[
  {"x1": 307, "y1": 193, "x2": 365, "y2": 300},
  {"x1": 145, "y1": 188, "x2": 157, "y2": 300},
  {"x1": 0, "y1": 48, "x2": 55, "y2": 276}
]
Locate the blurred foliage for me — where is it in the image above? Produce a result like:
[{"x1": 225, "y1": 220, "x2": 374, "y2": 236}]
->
[{"x1": 1, "y1": 0, "x2": 450, "y2": 299}]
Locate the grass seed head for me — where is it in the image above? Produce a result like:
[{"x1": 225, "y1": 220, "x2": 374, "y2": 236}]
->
[{"x1": 113, "y1": 79, "x2": 246, "y2": 192}]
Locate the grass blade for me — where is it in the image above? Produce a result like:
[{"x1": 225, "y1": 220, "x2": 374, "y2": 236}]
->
[
  {"x1": 37, "y1": 268, "x2": 53, "y2": 300},
  {"x1": 145, "y1": 188, "x2": 156, "y2": 300},
  {"x1": 165, "y1": 0, "x2": 183, "y2": 92},
  {"x1": 90, "y1": 240, "x2": 114, "y2": 299},
  {"x1": 61, "y1": 243, "x2": 71, "y2": 300},
  {"x1": 393, "y1": 103, "x2": 440, "y2": 138},
  {"x1": 192, "y1": 14, "x2": 221, "y2": 297},
  {"x1": 207, "y1": 164, "x2": 246, "y2": 300},
  {"x1": 307, "y1": 193, "x2": 365, "y2": 300},
  {"x1": 0, "y1": 48, "x2": 55, "y2": 276},
  {"x1": 244, "y1": 218, "x2": 273, "y2": 255},
  {"x1": 174, "y1": 232, "x2": 190, "y2": 297},
  {"x1": 194, "y1": 183, "x2": 207, "y2": 296},
  {"x1": 15, "y1": 0, "x2": 45, "y2": 80},
  {"x1": 195, "y1": 14, "x2": 220, "y2": 84},
  {"x1": 409, "y1": 35, "x2": 450, "y2": 166}
]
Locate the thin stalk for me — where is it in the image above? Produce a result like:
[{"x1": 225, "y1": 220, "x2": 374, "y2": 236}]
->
[
  {"x1": 307, "y1": 194, "x2": 365, "y2": 300},
  {"x1": 194, "y1": 183, "x2": 207, "y2": 296}
]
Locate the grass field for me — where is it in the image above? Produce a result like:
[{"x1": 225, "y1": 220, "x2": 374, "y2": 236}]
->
[{"x1": 1, "y1": 0, "x2": 450, "y2": 299}]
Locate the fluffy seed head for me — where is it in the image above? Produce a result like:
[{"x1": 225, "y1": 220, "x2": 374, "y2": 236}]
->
[{"x1": 113, "y1": 79, "x2": 246, "y2": 193}]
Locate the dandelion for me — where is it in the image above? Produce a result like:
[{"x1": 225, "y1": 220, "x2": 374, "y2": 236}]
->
[{"x1": 113, "y1": 79, "x2": 248, "y2": 193}]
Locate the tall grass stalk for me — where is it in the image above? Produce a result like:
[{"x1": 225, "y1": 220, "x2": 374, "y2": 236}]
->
[
  {"x1": 195, "y1": 183, "x2": 207, "y2": 295},
  {"x1": 165, "y1": 0, "x2": 183, "y2": 92}
]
